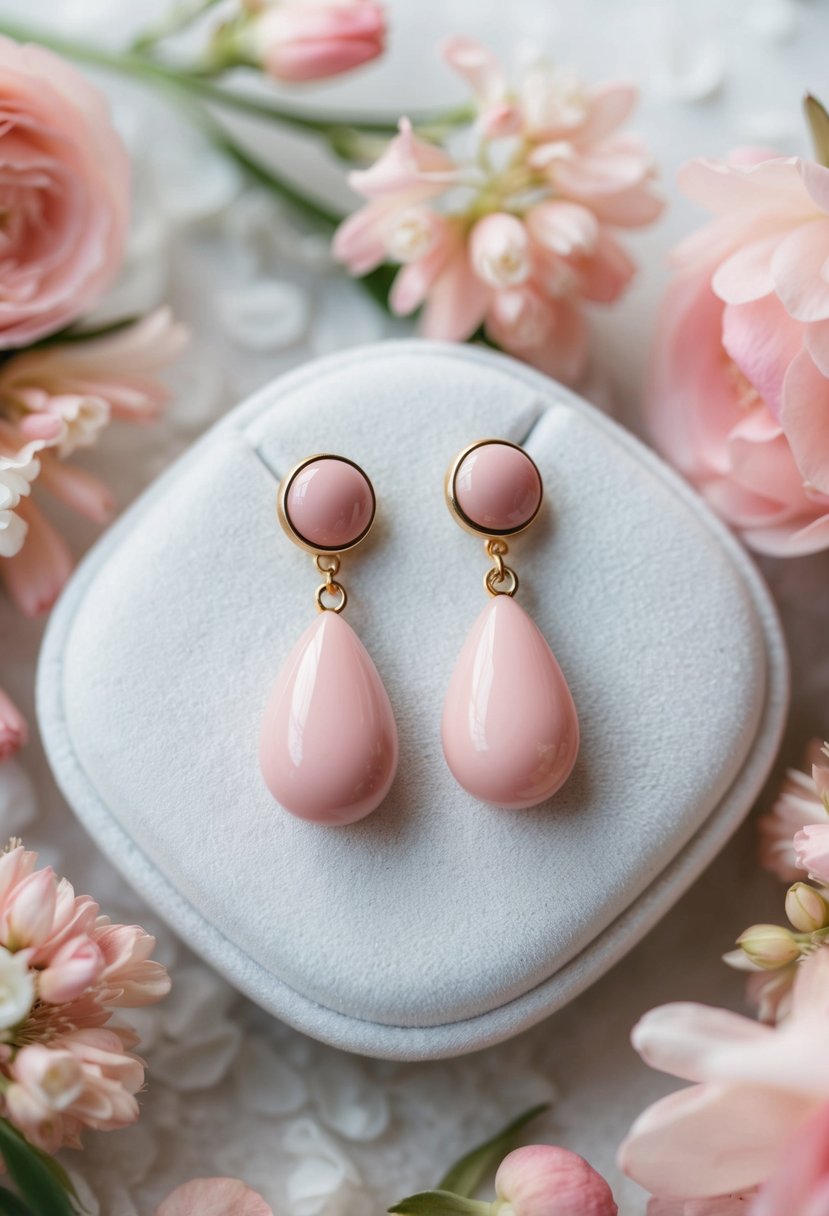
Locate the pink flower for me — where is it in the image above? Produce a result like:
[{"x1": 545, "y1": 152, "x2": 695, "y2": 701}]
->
[
  {"x1": 248, "y1": 0, "x2": 385, "y2": 82},
  {"x1": 648, "y1": 1198, "x2": 755, "y2": 1215},
  {"x1": 648, "y1": 152, "x2": 829, "y2": 555},
  {"x1": 1, "y1": 867, "x2": 58, "y2": 950},
  {"x1": 619, "y1": 948, "x2": 829, "y2": 1201},
  {"x1": 156, "y1": 1178, "x2": 273, "y2": 1216},
  {"x1": 94, "y1": 921, "x2": 171, "y2": 1006},
  {"x1": 794, "y1": 824, "x2": 829, "y2": 885},
  {"x1": 38, "y1": 935, "x2": 104, "y2": 1004},
  {"x1": 0, "y1": 36, "x2": 129, "y2": 348},
  {"x1": 493, "y1": 1145, "x2": 618, "y2": 1216},
  {"x1": 759, "y1": 742, "x2": 829, "y2": 881},
  {"x1": 333, "y1": 41, "x2": 662, "y2": 384},
  {"x1": 0, "y1": 309, "x2": 186, "y2": 617},
  {"x1": 0, "y1": 687, "x2": 27, "y2": 761},
  {"x1": 751, "y1": 1100, "x2": 829, "y2": 1216}
]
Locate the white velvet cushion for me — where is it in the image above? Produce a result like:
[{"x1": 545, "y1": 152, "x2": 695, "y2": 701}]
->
[{"x1": 37, "y1": 341, "x2": 788, "y2": 1060}]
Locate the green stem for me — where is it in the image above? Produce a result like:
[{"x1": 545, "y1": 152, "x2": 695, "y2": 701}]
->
[
  {"x1": 131, "y1": 0, "x2": 223, "y2": 53},
  {"x1": 0, "y1": 18, "x2": 471, "y2": 140}
]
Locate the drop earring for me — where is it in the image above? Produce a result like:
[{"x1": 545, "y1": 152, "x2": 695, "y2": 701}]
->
[
  {"x1": 259, "y1": 454, "x2": 398, "y2": 825},
  {"x1": 442, "y1": 438, "x2": 579, "y2": 808}
]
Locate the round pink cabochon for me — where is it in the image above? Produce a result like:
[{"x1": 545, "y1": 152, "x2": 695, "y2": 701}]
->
[
  {"x1": 454, "y1": 441, "x2": 542, "y2": 534},
  {"x1": 285, "y1": 457, "x2": 374, "y2": 550}
]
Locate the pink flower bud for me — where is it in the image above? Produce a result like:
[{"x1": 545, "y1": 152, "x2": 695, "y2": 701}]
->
[
  {"x1": 470, "y1": 213, "x2": 532, "y2": 288},
  {"x1": 494, "y1": 1145, "x2": 618, "y2": 1216},
  {"x1": 253, "y1": 1, "x2": 385, "y2": 84},
  {"x1": 1, "y1": 867, "x2": 57, "y2": 950},
  {"x1": 38, "y1": 934, "x2": 103, "y2": 1004},
  {"x1": 0, "y1": 688, "x2": 27, "y2": 762}
]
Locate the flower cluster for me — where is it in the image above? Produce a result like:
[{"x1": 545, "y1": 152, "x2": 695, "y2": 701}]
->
[
  {"x1": 648, "y1": 110, "x2": 829, "y2": 555},
  {"x1": 0, "y1": 842, "x2": 169, "y2": 1154},
  {"x1": 211, "y1": 0, "x2": 386, "y2": 83},
  {"x1": 0, "y1": 35, "x2": 186, "y2": 757},
  {"x1": 334, "y1": 38, "x2": 662, "y2": 383}
]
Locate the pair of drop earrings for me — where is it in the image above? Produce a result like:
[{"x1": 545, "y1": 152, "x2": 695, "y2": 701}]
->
[{"x1": 259, "y1": 438, "x2": 579, "y2": 826}]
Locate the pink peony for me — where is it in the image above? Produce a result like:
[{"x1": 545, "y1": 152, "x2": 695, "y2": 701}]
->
[
  {"x1": 334, "y1": 41, "x2": 662, "y2": 383},
  {"x1": 619, "y1": 948, "x2": 829, "y2": 1201},
  {"x1": 0, "y1": 842, "x2": 169, "y2": 1153},
  {"x1": 0, "y1": 308, "x2": 187, "y2": 617},
  {"x1": 493, "y1": 1145, "x2": 618, "y2": 1216},
  {"x1": 648, "y1": 151, "x2": 829, "y2": 555},
  {"x1": 0, "y1": 687, "x2": 27, "y2": 761},
  {"x1": 250, "y1": 0, "x2": 385, "y2": 83},
  {"x1": 0, "y1": 36, "x2": 129, "y2": 348},
  {"x1": 156, "y1": 1178, "x2": 273, "y2": 1215},
  {"x1": 759, "y1": 742, "x2": 829, "y2": 881}
]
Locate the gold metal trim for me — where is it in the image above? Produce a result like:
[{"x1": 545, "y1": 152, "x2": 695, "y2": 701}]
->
[
  {"x1": 277, "y1": 453, "x2": 376, "y2": 556},
  {"x1": 444, "y1": 438, "x2": 543, "y2": 540}
]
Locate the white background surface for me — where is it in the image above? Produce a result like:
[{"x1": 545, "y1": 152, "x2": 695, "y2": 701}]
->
[{"x1": 1, "y1": 0, "x2": 829, "y2": 1212}]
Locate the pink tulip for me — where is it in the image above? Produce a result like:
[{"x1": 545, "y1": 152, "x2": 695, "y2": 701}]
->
[
  {"x1": 251, "y1": 0, "x2": 384, "y2": 83},
  {"x1": 1, "y1": 867, "x2": 58, "y2": 950},
  {"x1": 619, "y1": 949, "x2": 829, "y2": 1200},
  {"x1": 38, "y1": 936, "x2": 104, "y2": 1005},
  {"x1": 494, "y1": 1145, "x2": 618, "y2": 1216},
  {"x1": 0, "y1": 688, "x2": 27, "y2": 761},
  {"x1": 0, "y1": 36, "x2": 129, "y2": 347},
  {"x1": 751, "y1": 1100, "x2": 829, "y2": 1216},
  {"x1": 794, "y1": 825, "x2": 829, "y2": 886},
  {"x1": 156, "y1": 1178, "x2": 273, "y2": 1216},
  {"x1": 648, "y1": 152, "x2": 829, "y2": 555}
]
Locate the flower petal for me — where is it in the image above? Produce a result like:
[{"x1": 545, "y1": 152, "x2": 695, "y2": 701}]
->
[
  {"x1": 781, "y1": 348, "x2": 829, "y2": 494},
  {"x1": 631, "y1": 1003, "x2": 771, "y2": 1084},
  {"x1": 771, "y1": 218, "x2": 829, "y2": 323}
]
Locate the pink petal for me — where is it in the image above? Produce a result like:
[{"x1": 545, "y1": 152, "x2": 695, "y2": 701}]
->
[
  {"x1": 156, "y1": 1178, "x2": 272, "y2": 1216},
  {"x1": 798, "y1": 159, "x2": 829, "y2": 215},
  {"x1": 585, "y1": 181, "x2": 664, "y2": 228},
  {"x1": 527, "y1": 201, "x2": 599, "y2": 257},
  {"x1": 711, "y1": 233, "x2": 781, "y2": 305},
  {"x1": 678, "y1": 156, "x2": 808, "y2": 216},
  {"x1": 618, "y1": 1082, "x2": 811, "y2": 1198},
  {"x1": 1, "y1": 498, "x2": 72, "y2": 616},
  {"x1": 771, "y1": 218, "x2": 829, "y2": 323},
  {"x1": 36, "y1": 457, "x2": 114, "y2": 524},
  {"x1": 804, "y1": 321, "x2": 829, "y2": 378},
  {"x1": 347, "y1": 118, "x2": 456, "y2": 199},
  {"x1": 418, "y1": 246, "x2": 488, "y2": 342},
  {"x1": 389, "y1": 237, "x2": 452, "y2": 315},
  {"x1": 440, "y1": 36, "x2": 506, "y2": 103},
  {"x1": 752, "y1": 1100, "x2": 829, "y2": 1216},
  {"x1": 741, "y1": 514, "x2": 829, "y2": 555},
  {"x1": 332, "y1": 199, "x2": 397, "y2": 275},
  {"x1": 631, "y1": 1003, "x2": 771, "y2": 1084},
  {"x1": 781, "y1": 348, "x2": 829, "y2": 494},
  {"x1": 721, "y1": 297, "x2": 803, "y2": 419},
  {"x1": 577, "y1": 82, "x2": 639, "y2": 144},
  {"x1": 575, "y1": 229, "x2": 636, "y2": 303}
]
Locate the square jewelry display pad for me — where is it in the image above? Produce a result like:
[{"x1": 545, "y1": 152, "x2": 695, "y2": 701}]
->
[{"x1": 38, "y1": 341, "x2": 789, "y2": 1061}]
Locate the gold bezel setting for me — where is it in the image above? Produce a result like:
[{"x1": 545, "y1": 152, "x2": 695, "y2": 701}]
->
[
  {"x1": 445, "y1": 438, "x2": 543, "y2": 539},
  {"x1": 278, "y1": 453, "x2": 376, "y2": 555}
]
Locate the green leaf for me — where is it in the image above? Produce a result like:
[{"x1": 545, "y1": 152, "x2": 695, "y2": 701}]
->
[
  {"x1": 0, "y1": 1121, "x2": 76, "y2": 1216},
  {"x1": 389, "y1": 1192, "x2": 489, "y2": 1216},
  {"x1": 805, "y1": 94, "x2": 829, "y2": 168},
  {"x1": 438, "y1": 1103, "x2": 550, "y2": 1198},
  {"x1": 0, "y1": 1188, "x2": 35, "y2": 1216}
]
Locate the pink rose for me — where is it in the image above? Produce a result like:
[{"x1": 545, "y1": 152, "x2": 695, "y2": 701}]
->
[
  {"x1": 0, "y1": 36, "x2": 129, "y2": 348},
  {"x1": 648, "y1": 152, "x2": 829, "y2": 555}
]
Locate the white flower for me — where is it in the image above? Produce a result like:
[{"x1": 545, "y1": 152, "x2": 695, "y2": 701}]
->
[
  {"x1": 0, "y1": 445, "x2": 40, "y2": 558},
  {"x1": 0, "y1": 945, "x2": 35, "y2": 1030}
]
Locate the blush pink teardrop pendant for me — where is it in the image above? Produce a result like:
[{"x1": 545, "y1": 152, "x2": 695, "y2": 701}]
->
[
  {"x1": 442, "y1": 595, "x2": 579, "y2": 809},
  {"x1": 260, "y1": 453, "x2": 398, "y2": 825},
  {"x1": 259, "y1": 612, "x2": 398, "y2": 825}
]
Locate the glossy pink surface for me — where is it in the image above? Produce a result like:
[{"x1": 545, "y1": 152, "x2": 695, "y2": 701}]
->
[
  {"x1": 455, "y1": 442, "x2": 541, "y2": 533},
  {"x1": 260, "y1": 612, "x2": 398, "y2": 825},
  {"x1": 286, "y1": 458, "x2": 373, "y2": 550},
  {"x1": 442, "y1": 595, "x2": 579, "y2": 808}
]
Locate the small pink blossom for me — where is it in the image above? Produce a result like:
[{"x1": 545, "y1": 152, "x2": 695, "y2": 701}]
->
[
  {"x1": 619, "y1": 949, "x2": 829, "y2": 1201},
  {"x1": 648, "y1": 150, "x2": 829, "y2": 555},
  {"x1": 246, "y1": 0, "x2": 384, "y2": 83},
  {"x1": 0, "y1": 36, "x2": 129, "y2": 347},
  {"x1": 156, "y1": 1177, "x2": 273, "y2": 1216},
  {"x1": 334, "y1": 41, "x2": 662, "y2": 383},
  {"x1": 0, "y1": 687, "x2": 27, "y2": 762},
  {"x1": 494, "y1": 1145, "x2": 618, "y2": 1216},
  {"x1": 759, "y1": 742, "x2": 829, "y2": 881},
  {"x1": 794, "y1": 824, "x2": 829, "y2": 885},
  {"x1": 94, "y1": 921, "x2": 171, "y2": 1006},
  {"x1": 38, "y1": 935, "x2": 104, "y2": 1005}
]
